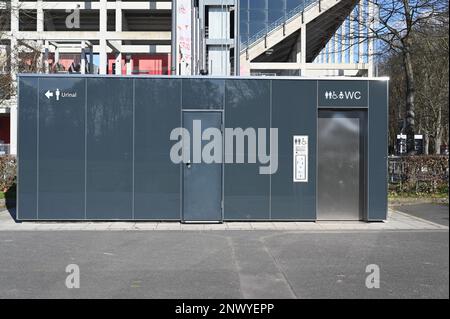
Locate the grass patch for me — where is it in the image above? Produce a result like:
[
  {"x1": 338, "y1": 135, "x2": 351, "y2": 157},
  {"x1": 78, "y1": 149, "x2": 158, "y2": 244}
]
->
[
  {"x1": 0, "y1": 183, "x2": 16, "y2": 201},
  {"x1": 389, "y1": 192, "x2": 449, "y2": 199}
]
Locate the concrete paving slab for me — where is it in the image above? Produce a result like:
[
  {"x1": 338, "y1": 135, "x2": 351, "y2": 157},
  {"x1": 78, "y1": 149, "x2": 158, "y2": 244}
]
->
[
  {"x1": 107, "y1": 222, "x2": 136, "y2": 230},
  {"x1": 0, "y1": 209, "x2": 448, "y2": 231},
  {"x1": 250, "y1": 222, "x2": 276, "y2": 230},
  {"x1": 203, "y1": 224, "x2": 228, "y2": 230},
  {"x1": 180, "y1": 224, "x2": 205, "y2": 231},
  {"x1": 84, "y1": 222, "x2": 113, "y2": 230},
  {"x1": 226, "y1": 222, "x2": 253, "y2": 230},
  {"x1": 157, "y1": 223, "x2": 182, "y2": 230},
  {"x1": 133, "y1": 223, "x2": 158, "y2": 230}
]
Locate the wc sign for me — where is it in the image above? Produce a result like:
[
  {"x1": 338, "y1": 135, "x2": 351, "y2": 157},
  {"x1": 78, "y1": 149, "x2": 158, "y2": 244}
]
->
[
  {"x1": 324, "y1": 90, "x2": 362, "y2": 100},
  {"x1": 318, "y1": 81, "x2": 368, "y2": 107}
]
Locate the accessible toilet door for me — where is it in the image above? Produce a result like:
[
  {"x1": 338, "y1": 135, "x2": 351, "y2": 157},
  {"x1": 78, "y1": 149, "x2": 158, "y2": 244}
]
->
[
  {"x1": 182, "y1": 111, "x2": 223, "y2": 222},
  {"x1": 317, "y1": 110, "x2": 366, "y2": 220}
]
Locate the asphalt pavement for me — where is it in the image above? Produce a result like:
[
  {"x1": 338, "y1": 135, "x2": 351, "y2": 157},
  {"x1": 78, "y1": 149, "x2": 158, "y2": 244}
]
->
[
  {"x1": 392, "y1": 202, "x2": 449, "y2": 226},
  {"x1": 0, "y1": 230, "x2": 448, "y2": 299}
]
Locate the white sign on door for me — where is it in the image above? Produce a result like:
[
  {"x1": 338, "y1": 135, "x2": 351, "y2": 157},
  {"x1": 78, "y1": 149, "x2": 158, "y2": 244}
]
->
[{"x1": 293, "y1": 135, "x2": 308, "y2": 182}]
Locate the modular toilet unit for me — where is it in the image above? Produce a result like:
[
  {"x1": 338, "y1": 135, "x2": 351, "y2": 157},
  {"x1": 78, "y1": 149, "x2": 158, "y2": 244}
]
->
[{"x1": 17, "y1": 75, "x2": 388, "y2": 222}]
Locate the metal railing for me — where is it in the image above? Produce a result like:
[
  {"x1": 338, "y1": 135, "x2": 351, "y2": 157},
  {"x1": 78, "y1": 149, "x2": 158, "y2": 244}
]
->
[
  {"x1": 240, "y1": 0, "x2": 318, "y2": 52},
  {"x1": 388, "y1": 155, "x2": 449, "y2": 193}
]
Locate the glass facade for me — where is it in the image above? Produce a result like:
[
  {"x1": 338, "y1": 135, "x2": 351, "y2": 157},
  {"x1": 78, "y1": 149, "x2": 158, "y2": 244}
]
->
[{"x1": 240, "y1": 0, "x2": 308, "y2": 46}]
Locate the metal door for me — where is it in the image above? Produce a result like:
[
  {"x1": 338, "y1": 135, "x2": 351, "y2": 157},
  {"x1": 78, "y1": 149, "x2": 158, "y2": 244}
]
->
[
  {"x1": 317, "y1": 110, "x2": 366, "y2": 220},
  {"x1": 182, "y1": 111, "x2": 223, "y2": 222}
]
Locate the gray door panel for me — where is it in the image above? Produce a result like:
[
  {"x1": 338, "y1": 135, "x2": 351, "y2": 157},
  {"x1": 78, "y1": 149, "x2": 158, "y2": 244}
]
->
[
  {"x1": 317, "y1": 110, "x2": 366, "y2": 220},
  {"x1": 183, "y1": 112, "x2": 223, "y2": 222}
]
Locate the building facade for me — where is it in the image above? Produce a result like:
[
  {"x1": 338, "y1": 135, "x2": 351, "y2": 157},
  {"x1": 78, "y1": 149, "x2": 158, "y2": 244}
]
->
[
  {"x1": 17, "y1": 75, "x2": 388, "y2": 222},
  {"x1": 1, "y1": 0, "x2": 375, "y2": 156}
]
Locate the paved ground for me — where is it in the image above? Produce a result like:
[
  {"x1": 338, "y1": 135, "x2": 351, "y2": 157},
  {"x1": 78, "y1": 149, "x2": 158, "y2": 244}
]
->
[
  {"x1": 0, "y1": 208, "x2": 448, "y2": 231},
  {"x1": 0, "y1": 230, "x2": 447, "y2": 299},
  {"x1": 1, "y1": 206, "x2": 448, "y2": 299},
  {"x1": 391, "y1": 203, "x2": 449, "y2": 226}
]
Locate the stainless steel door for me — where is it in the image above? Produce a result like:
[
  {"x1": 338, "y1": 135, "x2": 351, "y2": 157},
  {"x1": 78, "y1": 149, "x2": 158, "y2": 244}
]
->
[
  {"x1": 317, "y1": 110, "x2": 366, "y2": 220},
  {"x1": 182, "y1": 111, "x2": 223, "y2": 222}
]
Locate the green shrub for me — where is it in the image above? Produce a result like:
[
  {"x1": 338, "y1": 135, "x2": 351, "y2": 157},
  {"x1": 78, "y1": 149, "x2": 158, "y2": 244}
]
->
[
  {"x1": 389, "y1": 155, "x2": 449, "y2": 196},
  {"x1": 0, "y1": 156, "x2": 16, "y2": 192}
]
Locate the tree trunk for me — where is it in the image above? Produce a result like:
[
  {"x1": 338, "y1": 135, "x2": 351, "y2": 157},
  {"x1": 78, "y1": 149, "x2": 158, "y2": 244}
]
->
[
  {"x1": 435, "y1": 134, "x2": 442, "y2": 155},
  {"x1": 402, "y1": 44, "x2": 416, "y2": 154},
  {"x1": 434, "y1": 104, "x2": 443, "y2": 155},
  {"x1": 435, "y1": 127, "x2": 443, "y2": 155},
  {"x1": 424, "y1": 134, "x2": 429, "y2": 155}
]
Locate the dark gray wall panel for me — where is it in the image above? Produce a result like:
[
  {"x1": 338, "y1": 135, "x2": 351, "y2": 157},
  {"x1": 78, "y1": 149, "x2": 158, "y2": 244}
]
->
[
  {"x1": 37, "y1": 77, "x2": 85, "y2": 219},
  {"x1": 182, "y1": 78, "x2": 225, "y2": 109},
  {"x1": 18, "y1": 76, "x2": 388, "y2": 222},
  {"x1": 271, "y1": 80, "x2": 316, "y2": 220},
  {"x1": 17, "y1": 77, "x2": 38, "y2": 220},
  {"x1": 368, "y1": 80, "x2": 388, "y2": 220},
  {"x1": 86, "y1": 78, "x2": 133, "y2": 219},
  {"x1": 134, "y1": 78, "x2": 181, "y2": 219},
  {"x1": 224, "y1": 79, "x2": 270, "y2": 220}
]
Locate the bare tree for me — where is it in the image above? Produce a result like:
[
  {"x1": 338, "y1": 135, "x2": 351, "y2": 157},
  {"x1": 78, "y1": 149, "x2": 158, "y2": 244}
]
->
[
  {"x1": 376, "y1": 2, "x2": 449, "y2": 155},
  {"x1": 373, "y1": 0, "x2": 448, "y2": 153},
  {"x1": 414, "y1": 23, "x2": 449, "y2": 154},
  {"x1": 1, "y1": 2, "x2": 43, "y2": 105},
  {"x1": 331, "y1": 0, "x2": 448, "y2": 153}
]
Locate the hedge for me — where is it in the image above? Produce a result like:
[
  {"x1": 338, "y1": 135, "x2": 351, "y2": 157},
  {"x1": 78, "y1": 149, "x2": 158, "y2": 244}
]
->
[
  {"x1": 389, "y1": 155, "x2": 449, "y2": 195},
  {"x1": 0, "y1": 156, "x2": 16, "y2": 192}
]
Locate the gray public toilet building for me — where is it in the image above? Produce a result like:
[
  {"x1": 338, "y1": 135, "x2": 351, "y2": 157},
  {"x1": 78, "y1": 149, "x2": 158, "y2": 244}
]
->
[{"x1": 17, "y1": 75, "x2": 388, "y2": 222}]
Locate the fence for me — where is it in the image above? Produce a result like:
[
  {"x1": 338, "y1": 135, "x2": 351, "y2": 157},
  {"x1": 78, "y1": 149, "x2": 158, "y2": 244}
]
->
[{"x1": 388, "y1": 155, "x2": 449, "y2": 194}]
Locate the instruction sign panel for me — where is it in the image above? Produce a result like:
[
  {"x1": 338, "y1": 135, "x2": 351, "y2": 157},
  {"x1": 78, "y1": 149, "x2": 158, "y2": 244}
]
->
[{"x1": 293, "y1": 135, "x2": 308, "y2": 182}]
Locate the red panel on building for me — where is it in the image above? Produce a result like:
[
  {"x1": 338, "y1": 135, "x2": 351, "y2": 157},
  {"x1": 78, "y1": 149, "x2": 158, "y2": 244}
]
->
[
  {"x1": 108, "y1": 54, "x2": 171, "y2": 75},
  {"x1": 0, "y1": 115, "x2": 10, "y2": 144}
]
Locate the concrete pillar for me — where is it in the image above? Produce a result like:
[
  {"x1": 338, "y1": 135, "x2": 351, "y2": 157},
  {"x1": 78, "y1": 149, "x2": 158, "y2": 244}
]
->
[
  {"x1": 9, "y1": 103, "x2": 17, "y2": 155},
  {"x1": 99, "y1": 39, "x2": 107, "y2": 74},
  {"x1": 80, "y1": 41, "x2": 86, "y2": 74},
  {"x1": 37, "y1": 0, "x2": 44, "y2": 72},
  {"x1": 295, "y1": 34, "x2": 301, "y2": 63},
  {"x1": 126, "y1": 54, "x2": 132, "y2": 75},
  {"x1": 10, "y1": 0, "x2": 19, "y2": 83},
  {"x1": 300, "y1": 26, "x2": 306, "y2": 76},
  {"x1": 99, "y1": 0, "x2": 107, "y2": 74},
  {"x1": 114, "y1": 53, "x2": 122, "y2": 75},
  {"x1": 8, "y1": 1, "x2": 19, "y2": 155},
  {"x1": 44, "y1": 40, "x2": 49, "y2": 73},
  {"x1": 89, "y1": 44, "x2": 94, "y2": 73},
  {"x1": 54, "y1": 46, "x2": 60, "y2": 65},
  {"x1": 115, "y1": 0, "x2": 122, "y2": 75}
]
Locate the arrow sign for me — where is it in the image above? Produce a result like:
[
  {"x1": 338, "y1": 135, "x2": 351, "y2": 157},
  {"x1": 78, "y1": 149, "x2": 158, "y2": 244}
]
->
[{"x1": 45, "y1": 90, "x2": 53, "y2": 99}]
